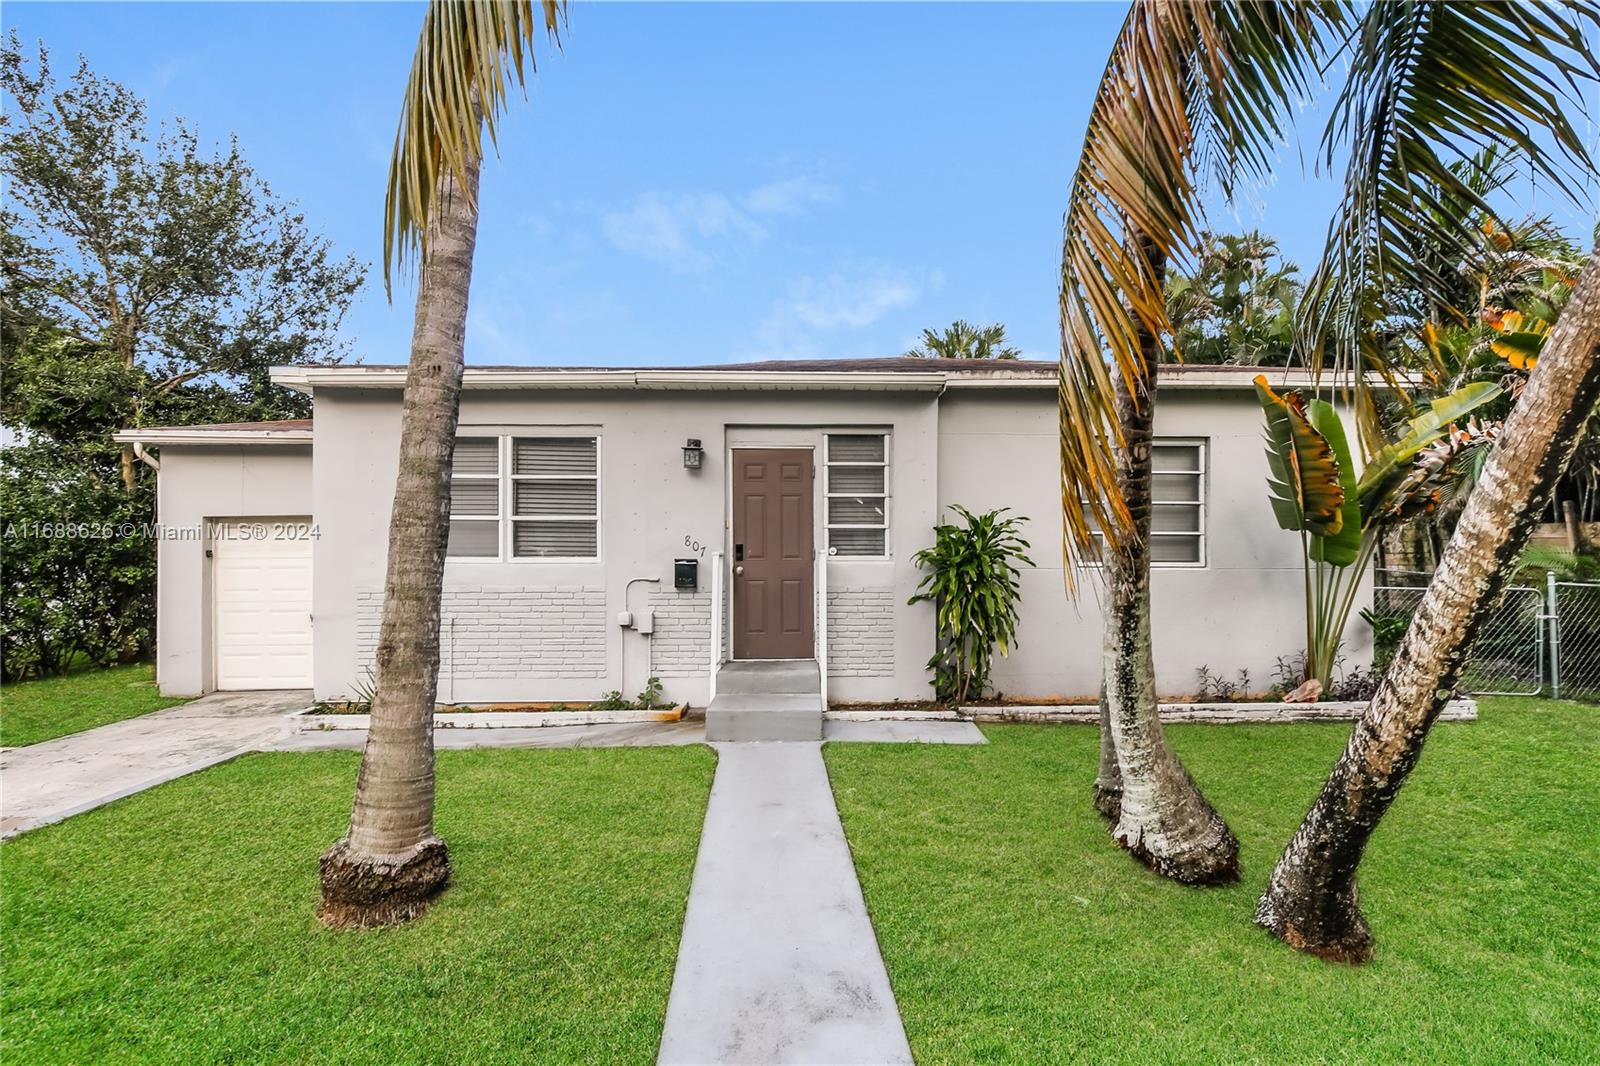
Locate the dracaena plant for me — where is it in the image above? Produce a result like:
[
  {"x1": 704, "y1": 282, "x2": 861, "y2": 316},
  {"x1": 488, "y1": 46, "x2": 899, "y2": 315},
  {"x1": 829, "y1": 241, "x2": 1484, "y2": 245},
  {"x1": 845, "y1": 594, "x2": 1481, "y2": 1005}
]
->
[
  {"x1": 1254, "y1": 375, "x2": 1502, "y2": 690},
  {"x1": 908, "y1": 506, "x2": 1034, "y2": 706}
]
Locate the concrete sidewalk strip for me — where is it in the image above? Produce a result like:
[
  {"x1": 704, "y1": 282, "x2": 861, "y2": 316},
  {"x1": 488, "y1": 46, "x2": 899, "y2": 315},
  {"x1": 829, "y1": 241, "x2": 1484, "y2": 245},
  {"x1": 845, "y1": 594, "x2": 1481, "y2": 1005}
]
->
[
  {"x1": 272, "y1": 719, "x2": 708, "y2": 751},
  {"x1": 659, "y1": 742, "x2": 913, "y2": 1066},
  {"x1": 823, "y1": 718, "x2": 986, "y2": 744},
  {"x1": 0, "y1": 690, "x2": 308, "y2": 838}
]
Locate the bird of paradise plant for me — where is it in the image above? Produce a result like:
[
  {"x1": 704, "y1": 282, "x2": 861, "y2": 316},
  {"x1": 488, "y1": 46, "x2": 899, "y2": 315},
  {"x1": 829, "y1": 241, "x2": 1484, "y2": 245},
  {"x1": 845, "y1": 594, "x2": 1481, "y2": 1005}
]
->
[{"x1": 1254, "y1": 375, "x2": 1502, "y2": 692}]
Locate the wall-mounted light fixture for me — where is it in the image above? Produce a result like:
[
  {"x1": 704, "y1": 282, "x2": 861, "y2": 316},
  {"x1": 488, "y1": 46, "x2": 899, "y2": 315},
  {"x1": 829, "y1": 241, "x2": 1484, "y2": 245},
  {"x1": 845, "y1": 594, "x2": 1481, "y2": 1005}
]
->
[{"x1": 682, "y1": 438, "x2": 704, "y2": 469}]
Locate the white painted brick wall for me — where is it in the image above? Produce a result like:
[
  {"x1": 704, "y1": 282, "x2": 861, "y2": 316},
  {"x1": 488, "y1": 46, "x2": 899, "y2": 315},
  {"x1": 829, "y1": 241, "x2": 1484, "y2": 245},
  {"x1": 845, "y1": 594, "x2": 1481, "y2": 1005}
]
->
[
  {"x1": 827, "y1": 586, "x2": 895, "y2": 677},
  {"x1": 646, "y1": 589, "x2": 712, "y2": 678},
  {"x1": 355, "y1": 585, "x2": 607, "y2": 682}
]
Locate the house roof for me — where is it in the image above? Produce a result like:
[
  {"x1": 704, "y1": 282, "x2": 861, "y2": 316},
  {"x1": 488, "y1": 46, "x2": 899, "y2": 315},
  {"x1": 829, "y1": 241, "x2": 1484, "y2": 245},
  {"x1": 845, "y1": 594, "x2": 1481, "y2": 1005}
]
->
[
  {"x1": 119, "y1": 362, "x2": 1344, "y2": 443},
  {"x1": 113, "y1": 419, "x2": 313, "y2": 446},
  {"x1": 268, "y1": 358, "x2": 1321, "y2": 394}
]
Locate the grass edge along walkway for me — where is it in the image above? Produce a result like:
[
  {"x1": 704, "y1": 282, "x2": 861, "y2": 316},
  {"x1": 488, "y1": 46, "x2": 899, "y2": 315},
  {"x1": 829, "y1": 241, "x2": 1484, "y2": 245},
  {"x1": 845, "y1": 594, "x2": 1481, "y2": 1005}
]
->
[
  {"x1": 826, "y1": 698, "x2": 1600, "y2": 1065},
  {"x1": 2, "y1": 744, "x2": 716, "y2": 1063}
]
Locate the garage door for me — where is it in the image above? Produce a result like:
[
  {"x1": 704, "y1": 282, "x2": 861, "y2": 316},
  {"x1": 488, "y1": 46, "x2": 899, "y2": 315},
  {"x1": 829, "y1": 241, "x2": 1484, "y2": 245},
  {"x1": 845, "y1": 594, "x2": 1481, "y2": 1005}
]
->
[{"x1": 213, "y1": 520, "x2": 313, "y2": 689}]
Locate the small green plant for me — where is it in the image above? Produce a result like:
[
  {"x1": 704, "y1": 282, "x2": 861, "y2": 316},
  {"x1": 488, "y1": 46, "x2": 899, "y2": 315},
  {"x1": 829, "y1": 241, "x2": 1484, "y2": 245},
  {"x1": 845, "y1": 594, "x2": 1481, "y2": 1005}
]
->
[
  {"x1": 908, "y1": 506, "x2": 1034, "y2": 705},
  {"x1": 636, "y1": 676, "x2": 666, "y2": 710},
  {"x1": 1194, "y1": 666, "x2": 1250, "y2": 702},
  {"x1": 592, "y1": 690, "x2": 632, "y2": 711},
  {"x1": 1359, "y1": 608, "x2": 1411, "y2": 672},
  {"x1": 345, "y1": 667, "x2": 377, "y2": 713}
]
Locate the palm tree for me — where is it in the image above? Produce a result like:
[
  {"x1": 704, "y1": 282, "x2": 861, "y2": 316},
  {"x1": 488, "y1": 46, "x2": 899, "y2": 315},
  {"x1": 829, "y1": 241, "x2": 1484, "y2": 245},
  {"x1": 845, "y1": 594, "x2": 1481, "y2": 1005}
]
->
[
  {"x1": 1062, "y1": 0, "x2": 1598, "y2": 912},
  {"x1": 1058, "y1": 1, "x2": 1336, "y2": 883},
  {"x1": 905, "y1": 320, "x2": 1021, "y2": 359},
  {"x1": 1165, "y1": 231, "x2": 1302, "y2": 366},
  {"x1": 318, "y1": 0, "x2": 565, "y2": 929},
  {"x1": 1256, "y1": 263, "x2": 1600, "y2": 958},
  {"x1": 1254, "y1": 1, "x2": 1600, "y2": 962}
]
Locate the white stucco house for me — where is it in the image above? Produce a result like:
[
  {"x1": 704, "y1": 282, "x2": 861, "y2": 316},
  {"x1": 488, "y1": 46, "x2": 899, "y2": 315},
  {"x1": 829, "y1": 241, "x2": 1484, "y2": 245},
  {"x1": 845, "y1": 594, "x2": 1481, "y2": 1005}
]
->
[{"x1": 115, "y1": 358, "x2": 1372, "y2": 708}]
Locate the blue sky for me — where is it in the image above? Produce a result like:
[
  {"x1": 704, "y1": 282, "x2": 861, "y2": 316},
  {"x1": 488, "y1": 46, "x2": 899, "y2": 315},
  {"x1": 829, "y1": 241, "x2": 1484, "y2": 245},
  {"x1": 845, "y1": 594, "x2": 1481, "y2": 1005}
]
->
[{"x1": 7, "y1": 2, "x2": 1596, "y2": 367}]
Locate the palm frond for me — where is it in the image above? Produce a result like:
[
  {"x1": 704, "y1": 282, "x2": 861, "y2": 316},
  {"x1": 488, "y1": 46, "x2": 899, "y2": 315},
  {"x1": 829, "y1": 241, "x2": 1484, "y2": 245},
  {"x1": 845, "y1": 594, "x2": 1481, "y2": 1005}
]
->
[
  {"x1": 384, "y1": 0, "x2": 565, "y2": 293},
  {"x1": 1058, "y1": 1, "x2": 1341, "y2": 587},
  {"x1": 1303, "y1": 0, "x2": 1600, "y2": 370}
]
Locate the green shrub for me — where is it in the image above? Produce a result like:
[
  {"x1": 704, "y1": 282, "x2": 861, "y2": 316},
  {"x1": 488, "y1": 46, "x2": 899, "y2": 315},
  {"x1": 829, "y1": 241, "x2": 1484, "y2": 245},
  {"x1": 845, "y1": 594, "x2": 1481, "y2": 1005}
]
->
[{"x1": 909, "y1": 506, "x2": 1033, "y2": 704}]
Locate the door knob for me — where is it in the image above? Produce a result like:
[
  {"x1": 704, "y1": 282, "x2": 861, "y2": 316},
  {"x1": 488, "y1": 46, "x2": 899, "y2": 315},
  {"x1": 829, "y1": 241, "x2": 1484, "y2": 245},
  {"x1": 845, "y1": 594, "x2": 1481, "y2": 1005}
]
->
[{"x1": 734, "y1": 565, "x2": 745, "y2": 575}]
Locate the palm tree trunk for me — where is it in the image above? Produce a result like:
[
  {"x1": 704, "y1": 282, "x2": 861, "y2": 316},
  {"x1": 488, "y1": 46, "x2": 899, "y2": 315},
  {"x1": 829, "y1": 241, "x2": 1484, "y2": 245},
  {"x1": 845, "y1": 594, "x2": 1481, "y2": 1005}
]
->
[
  {"x1": 1093, "y1": 683, "x2": 1122, "y2": 820},
  {"x1": 1257, "y1": 243, "x2": 1600, "y2": 962},
  {"x1": 1101, "y1": 266, "x2": 1239, "y2": 884},
  {"x1": 318, "y1": 150, "x2": 481, "y2": 929}
]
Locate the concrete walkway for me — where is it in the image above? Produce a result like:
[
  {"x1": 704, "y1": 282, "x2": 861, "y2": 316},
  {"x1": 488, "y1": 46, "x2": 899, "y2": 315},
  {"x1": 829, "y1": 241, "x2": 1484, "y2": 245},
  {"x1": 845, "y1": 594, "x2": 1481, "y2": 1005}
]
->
[
  {"x1": 0, "y1": 689, "x2": 309, "y2": 837},
  {"x1": 659, "y1": 742, "x2": 914, "y2": 1065}
]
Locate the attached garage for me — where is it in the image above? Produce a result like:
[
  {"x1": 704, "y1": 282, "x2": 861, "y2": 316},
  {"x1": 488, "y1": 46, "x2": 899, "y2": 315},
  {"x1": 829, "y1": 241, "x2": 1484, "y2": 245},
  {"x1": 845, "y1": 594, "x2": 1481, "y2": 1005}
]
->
[
  {"x1": 212, "y1": 521, "x2": 313, "y2": 689},
  {"x1": 113, "y1": 420, "x2": 316, "y2": 696}
]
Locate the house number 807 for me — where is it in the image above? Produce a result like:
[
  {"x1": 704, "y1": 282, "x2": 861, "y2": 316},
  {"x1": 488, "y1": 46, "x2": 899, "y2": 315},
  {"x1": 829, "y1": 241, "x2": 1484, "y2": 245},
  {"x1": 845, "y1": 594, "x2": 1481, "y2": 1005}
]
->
[{"x1": 682, "y1": 535, "x2": 707, "y2": 558}]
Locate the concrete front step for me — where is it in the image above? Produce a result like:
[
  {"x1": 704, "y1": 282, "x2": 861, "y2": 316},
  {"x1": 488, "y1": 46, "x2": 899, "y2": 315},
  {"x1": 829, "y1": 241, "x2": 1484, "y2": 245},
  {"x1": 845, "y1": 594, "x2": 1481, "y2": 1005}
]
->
[
  {"x1": 714, "y1": 659, "x2": 820, "y2": 695},
  {"x1": 708, "y1": 660, "x2": 823, "y2": 741},
  {"x1": 706, "y1": 694, "x2": 823, "y2": 742}
]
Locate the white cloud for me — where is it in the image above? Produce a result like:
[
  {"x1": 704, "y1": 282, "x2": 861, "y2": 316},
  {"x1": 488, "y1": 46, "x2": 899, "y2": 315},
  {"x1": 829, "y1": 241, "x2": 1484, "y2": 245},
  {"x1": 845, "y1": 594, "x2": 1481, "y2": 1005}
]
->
[
  {"x1": 601, "y1": 192, "x2": 765, "y2": 271},
  {"x1": 783, "y1": 270, "x2": 920, "y2": 330},
  {"x1": 743, "y1": 176, "x2": 836, "y2": 216},
  {"x1": 743, "y1": 266, "x2": 924, "y2": 359},
  {"x1": 601, "y1": 176, "x2": 835, "y2": 271}
]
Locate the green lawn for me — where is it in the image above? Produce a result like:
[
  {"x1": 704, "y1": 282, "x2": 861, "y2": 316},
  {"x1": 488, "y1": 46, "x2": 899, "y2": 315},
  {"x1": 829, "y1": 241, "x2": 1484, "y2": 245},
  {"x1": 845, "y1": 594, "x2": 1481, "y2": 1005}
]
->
[
  {"x1": 0, "y1": 663, "x2": 186, "y2": 747},
  {"x1": 827, "y1": 699, "x2": 1600, "y2": 1064},
  {"x1": 2, "y1": 745, "x2": 715, "y2": 1063}
]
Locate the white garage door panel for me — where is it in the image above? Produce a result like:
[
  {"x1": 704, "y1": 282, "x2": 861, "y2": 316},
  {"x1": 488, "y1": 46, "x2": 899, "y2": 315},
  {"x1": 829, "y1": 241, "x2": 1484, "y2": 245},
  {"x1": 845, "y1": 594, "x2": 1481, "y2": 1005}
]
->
[{"x1": 214, "y1": 521, "x2": 313, "y2": 689}]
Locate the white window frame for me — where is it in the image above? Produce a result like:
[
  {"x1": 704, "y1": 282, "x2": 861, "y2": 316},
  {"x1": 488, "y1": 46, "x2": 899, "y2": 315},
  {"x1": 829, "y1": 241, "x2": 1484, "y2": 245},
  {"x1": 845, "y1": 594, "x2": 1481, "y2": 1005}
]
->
[
  {"x1": 509, "y1": 434, "x2": 602, "y2": 562},
  {"x1": 824, "y1": 431, "x2": 891, "y2": 560},
  {"x1": 446, "y1": 433, "x2": 602, "y2": 563},
  {"x1": 1149, "y1": 437, "x2": 1206, "y2": 568},
  {"x1": 446, "y1": 436, "x2": 502, "y2": 561},
  {"x1": 1081, "y1": 436, "x2": 1207, "y2": 569}
]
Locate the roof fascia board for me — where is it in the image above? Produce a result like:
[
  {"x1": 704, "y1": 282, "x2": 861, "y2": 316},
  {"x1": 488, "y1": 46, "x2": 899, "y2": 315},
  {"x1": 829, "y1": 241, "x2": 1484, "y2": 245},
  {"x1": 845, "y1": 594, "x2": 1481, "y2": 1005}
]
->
[{"x1": 112, "y1": 429, "x2": 313, "y2": 446}]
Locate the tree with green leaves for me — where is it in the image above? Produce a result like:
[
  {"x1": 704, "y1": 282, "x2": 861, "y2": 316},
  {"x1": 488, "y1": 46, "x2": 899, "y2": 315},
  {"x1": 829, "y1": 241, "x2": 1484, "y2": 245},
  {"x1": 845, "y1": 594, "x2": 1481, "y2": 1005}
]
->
[
  {"x1": 0, "y1": 35, "x2": 365, "y2": 489},
  {"x1": 905, "y1": 320, "x2": 1021, "y2": 360},
  {"x1": 1058, "y1": 1, "x2": 1335, "y2": 886},
  {"x1": 1165, "y1": 231, "x2": 1301, "y2": 366},
  {"x1": 317, "y1": 0, "x2": 566, "y2": 929},
  {"x1": 1061, "y1": 0, "x2": 1599, "y2": 957},
  {"x1": 0, "y1": 40, "x2": 363, "y2": 681}
]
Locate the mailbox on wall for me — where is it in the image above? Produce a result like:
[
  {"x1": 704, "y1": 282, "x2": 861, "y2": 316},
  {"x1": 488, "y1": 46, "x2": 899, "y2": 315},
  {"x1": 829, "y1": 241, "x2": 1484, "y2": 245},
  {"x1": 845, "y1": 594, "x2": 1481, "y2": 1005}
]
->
[{"x1": 674, "y1": 558, "x2": 698, "y2": 591}]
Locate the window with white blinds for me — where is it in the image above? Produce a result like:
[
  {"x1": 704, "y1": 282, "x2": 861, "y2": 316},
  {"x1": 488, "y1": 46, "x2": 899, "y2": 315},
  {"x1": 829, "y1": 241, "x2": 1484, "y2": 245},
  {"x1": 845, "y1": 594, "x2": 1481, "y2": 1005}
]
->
[
  {"x1": 826, "y1": 433, "x2": 889, "y2": 557},
  {"x1": 512, "y1": 437, "x2": 599, "y2": 558},
  {"x1": 446, "y1": 437, "x2": 500, "y2": 558},
  {"x1": 1081, "y1": 438, "x2": 1206, "y2": 566},
  {"x1": 445, "y1": 435, "x2": 600, "y2": 560}
]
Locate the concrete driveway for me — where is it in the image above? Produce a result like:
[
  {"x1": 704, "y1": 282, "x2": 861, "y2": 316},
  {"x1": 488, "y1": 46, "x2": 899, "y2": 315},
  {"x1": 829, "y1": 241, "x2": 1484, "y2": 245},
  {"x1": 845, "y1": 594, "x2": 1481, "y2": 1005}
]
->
[{"x1": 0, "y1": 689, "x2": 310, "y2": 838}]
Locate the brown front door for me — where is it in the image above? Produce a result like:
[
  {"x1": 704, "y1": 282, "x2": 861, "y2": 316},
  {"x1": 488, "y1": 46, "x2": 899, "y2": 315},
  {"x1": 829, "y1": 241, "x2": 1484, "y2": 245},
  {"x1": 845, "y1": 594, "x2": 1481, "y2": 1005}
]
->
[{"x1": 732, "y1": 448, "x2": 815, "y2": 659}]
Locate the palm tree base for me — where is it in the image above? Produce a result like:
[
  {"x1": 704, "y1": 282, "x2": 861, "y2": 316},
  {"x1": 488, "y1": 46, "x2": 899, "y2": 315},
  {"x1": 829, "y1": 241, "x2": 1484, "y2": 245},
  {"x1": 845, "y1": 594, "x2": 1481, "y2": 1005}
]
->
[
  {"x1": 317, "y1": 836, "x2": 451, "y2": 929},
  {"x1": 1091, "y1": 782, "x2": 1122, "y2": 823},
  {"x1": 1111, "y1": 812, "x2": 1240, "y2": 886},
  {"x1": 1255, "y1": 873, "x2": 1373, "y2": 963}
]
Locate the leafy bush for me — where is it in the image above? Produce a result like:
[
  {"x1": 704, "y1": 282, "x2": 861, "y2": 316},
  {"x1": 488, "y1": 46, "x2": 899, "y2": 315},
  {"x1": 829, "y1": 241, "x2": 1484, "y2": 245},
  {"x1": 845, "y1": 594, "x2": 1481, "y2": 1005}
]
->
[
  {"x1": 908, "y1": 506, "x2": 1034, "y2": 705},
  {"x1": 0, "y1": 438, "x2": 154, "y2": 681},
  {"x1": 1359, "y1": 608, "x2": 1411, "y2": 672}
]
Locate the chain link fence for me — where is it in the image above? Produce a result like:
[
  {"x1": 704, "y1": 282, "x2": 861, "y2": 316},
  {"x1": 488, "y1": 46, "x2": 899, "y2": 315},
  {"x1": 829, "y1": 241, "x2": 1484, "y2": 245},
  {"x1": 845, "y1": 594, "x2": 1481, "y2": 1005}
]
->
[
  {"x1": 1371, "y1": 569, "x2": 1600, "y2": 701},
  {"x1": 1551, "y1": 582, "x2": 1600, "y2": 701}
]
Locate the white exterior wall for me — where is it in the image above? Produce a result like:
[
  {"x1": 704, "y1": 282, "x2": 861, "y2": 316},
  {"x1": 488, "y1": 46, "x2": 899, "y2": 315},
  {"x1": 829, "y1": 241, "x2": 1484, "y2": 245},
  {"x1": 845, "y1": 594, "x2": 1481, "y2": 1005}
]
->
[
  {"x1": 144, "y1": 378, "x2": 1371, "y2": 704},
  {"x1": 937, "y1": 388, "x2": 1373, "y2": 698},
  {"x1": 152, "y1": 446, "x2": 313, "y2": 696},
  {"x1": 311, "y1": 387, "x2": 939, "y2": 707}
]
